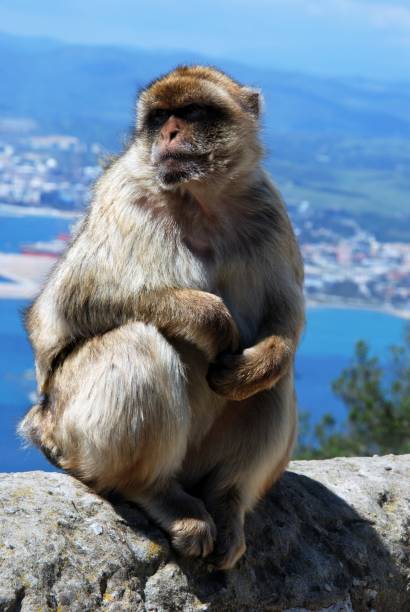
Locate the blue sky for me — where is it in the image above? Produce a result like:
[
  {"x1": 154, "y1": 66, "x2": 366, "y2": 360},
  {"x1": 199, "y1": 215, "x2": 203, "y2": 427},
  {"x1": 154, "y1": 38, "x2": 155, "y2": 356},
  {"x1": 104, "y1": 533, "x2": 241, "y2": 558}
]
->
[{"x1": 1, "y1": 0, "x2": 409, "y2": 79}]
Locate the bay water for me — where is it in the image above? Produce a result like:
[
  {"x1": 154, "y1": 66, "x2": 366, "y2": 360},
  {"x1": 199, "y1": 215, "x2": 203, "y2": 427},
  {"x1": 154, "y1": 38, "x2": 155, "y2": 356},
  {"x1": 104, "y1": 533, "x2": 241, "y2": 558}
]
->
[{"x1": 0, "y1": 212, "x2": 405, "y2": 471}]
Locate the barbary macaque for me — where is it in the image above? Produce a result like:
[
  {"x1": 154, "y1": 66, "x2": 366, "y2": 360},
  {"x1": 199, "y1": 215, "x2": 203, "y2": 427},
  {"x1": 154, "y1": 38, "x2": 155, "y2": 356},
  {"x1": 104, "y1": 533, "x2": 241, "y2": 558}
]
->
[{"x1": 20, "y1": 66, "x2": 304, "y2": 569}]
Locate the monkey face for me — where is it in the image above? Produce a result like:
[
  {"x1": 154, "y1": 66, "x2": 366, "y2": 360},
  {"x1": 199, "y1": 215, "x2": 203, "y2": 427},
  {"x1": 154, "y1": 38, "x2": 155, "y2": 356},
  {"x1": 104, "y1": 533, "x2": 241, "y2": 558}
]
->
[
  {"x1": 146, "y1": 103, "x2": 228, "y2": 187},
  {"x1": 135, "y1": 66, "x2": 263, "y2": 190}
]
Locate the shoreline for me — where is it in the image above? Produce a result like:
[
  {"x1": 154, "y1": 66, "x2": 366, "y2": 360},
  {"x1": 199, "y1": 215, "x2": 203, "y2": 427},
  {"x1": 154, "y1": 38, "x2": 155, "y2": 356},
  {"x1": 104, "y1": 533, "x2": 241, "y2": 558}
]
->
[
  {"x1": 0, "y1": 284, "x2": 408, "y2": 321},
  {"x1": 0, "y1": 203, "x2": 81, "y2": 220},
  {"x1": 0, "y1": 203, "x2": 408, "y2": 321},
  {"x1": 306, "y1": 298, "x2": 410, "y2": 321}
]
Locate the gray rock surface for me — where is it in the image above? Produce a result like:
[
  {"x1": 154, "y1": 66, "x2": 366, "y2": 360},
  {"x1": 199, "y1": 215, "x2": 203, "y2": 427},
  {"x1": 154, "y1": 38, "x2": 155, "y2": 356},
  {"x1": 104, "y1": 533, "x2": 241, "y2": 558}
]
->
[{"x1": 0, "y1": 455, "x2": 409, "y2": 611}]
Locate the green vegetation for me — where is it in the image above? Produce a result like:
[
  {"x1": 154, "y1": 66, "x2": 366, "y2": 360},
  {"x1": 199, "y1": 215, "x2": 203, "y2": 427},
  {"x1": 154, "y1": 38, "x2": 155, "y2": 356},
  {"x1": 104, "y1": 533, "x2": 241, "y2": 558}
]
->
[
  {"x1": 2, "y1": 34, "x2": 410, "y2": 237},
  {"x1": 268, "y1": 136, "x2": 410, "y2": 221},
  {"x1": 296, "y1": 324, "x2": 410, "y2": 459}
]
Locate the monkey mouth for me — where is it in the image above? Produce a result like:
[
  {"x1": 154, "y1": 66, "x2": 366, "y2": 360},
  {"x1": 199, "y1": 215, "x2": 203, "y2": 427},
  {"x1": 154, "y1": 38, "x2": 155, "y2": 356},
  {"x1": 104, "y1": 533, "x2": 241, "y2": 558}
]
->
[
  {"x1": 156, "y1": 152, "x2": 206, "y2": 185},
  {"x1": 156, "y1": 151, "x2": 201, "y2": 164}
]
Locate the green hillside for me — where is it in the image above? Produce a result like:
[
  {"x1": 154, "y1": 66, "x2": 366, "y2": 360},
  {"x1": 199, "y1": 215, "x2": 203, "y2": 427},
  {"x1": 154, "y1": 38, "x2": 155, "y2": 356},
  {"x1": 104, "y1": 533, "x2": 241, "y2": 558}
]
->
[
  {"x1": 267, "y1": 136, "x2": 410, "y2": 226},
  {"x1": 1, "y1": 32, "x2": 409, "y2": 231}
]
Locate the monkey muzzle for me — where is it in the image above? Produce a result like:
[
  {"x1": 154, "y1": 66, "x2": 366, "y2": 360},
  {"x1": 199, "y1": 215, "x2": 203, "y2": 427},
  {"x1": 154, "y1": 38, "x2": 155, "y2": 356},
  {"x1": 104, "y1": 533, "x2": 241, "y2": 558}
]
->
[{"x1": 152, "y1": 148, "x2": 207, "y2": 186}]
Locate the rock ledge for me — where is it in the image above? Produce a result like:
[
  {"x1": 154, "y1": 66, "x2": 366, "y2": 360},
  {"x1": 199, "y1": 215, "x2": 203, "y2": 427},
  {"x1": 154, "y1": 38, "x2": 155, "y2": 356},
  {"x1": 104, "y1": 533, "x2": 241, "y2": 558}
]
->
[{"x1": 0, "y1": 455, "x2": 409, "y2": 611}]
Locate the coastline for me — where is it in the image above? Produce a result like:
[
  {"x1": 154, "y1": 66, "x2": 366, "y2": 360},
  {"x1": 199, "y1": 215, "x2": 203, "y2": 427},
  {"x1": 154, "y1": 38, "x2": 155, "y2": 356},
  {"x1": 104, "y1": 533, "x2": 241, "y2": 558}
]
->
[
  {"x1": 0, "y1": 267, "x2": 408, "y2": 321},
  {"x1": 307, "y1": 298, "x2": 410, "y2": 321},
  {"x1": 0, "y1": 253, "x2": 55, "y2": 298},
  {"x1": 0, "y1": 203, "x2": 408, "y2": 320},
  {"x1": 0, "y1": 203, "x2": 81, "y2": 220}
]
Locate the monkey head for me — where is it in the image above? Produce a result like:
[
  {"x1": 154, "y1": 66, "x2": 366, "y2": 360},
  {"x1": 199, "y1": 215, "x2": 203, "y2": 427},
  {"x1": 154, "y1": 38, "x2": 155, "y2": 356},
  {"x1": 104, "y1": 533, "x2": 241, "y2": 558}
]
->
[{"x1": 135, "y1": 66, "x2": 263, "y2": 190}]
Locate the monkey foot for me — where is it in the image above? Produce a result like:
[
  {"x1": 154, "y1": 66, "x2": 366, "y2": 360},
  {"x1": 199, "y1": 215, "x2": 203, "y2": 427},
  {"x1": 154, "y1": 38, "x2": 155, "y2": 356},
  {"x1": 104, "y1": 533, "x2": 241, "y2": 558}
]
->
[
  {"x1": 211, "y1": 530, "x2": 246, "y2": 570},
  {"x1": 170, "y1": 515, "x2": 217, "y2": 558}
]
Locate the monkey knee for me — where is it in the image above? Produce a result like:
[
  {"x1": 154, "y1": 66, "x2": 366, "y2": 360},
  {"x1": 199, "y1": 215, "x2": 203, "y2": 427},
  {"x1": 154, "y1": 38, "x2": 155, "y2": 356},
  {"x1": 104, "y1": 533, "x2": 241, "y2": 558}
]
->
[
  {"x1": 67, "y1": 322, "x2": 187, "y2": 415},
  {"x1": 52, "y1": 323, "x2": 190, "y2": 487}
]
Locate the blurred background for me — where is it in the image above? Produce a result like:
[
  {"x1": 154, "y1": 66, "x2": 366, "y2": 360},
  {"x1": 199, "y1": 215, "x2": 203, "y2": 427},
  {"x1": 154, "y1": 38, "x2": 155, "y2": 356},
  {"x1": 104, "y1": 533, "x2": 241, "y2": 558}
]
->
[{"x1": 0, "y1": 0, "x2": 409, "y2": 471}]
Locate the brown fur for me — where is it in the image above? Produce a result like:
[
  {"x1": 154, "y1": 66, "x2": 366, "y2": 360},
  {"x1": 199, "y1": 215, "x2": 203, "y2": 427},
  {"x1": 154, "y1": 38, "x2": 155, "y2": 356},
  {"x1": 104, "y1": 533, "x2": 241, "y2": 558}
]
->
[
  {"x1": 207, "y1": 335, "x2": 293, "y2": 400},
  {"x1": 19, "y1": 66, "x2": 304, "y2": 569},
  {"x1": 258, "y1": 407, "x2": 298, "y2": 498}
]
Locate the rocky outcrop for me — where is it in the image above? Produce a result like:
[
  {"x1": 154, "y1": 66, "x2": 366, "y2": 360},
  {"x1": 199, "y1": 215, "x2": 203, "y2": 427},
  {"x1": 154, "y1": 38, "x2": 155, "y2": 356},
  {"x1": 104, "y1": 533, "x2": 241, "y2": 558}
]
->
[{"x1": 0, "y1": 455, "x2": 409, "y2": 611}]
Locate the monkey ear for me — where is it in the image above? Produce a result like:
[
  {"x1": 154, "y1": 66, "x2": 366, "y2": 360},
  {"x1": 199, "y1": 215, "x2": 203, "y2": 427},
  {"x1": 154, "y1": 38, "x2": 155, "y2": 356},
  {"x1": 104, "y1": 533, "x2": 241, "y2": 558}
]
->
[{"x1": 240, "y1": 87, "x2": 264, "y2": 119}]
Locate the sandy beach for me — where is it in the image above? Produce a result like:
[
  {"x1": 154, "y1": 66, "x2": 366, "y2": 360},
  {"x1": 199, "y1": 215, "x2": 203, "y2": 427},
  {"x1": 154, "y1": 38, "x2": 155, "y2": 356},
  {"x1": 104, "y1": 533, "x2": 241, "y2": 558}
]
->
[
  {"x1": 0, "y1": 203, "x2": 81, "y2": 220},
  {"x1": 0, "y1": 253, "x2": 55, "y2": 298},
  {"x1": 0, "y1": 250, "x2": 409, "y2": 322}
]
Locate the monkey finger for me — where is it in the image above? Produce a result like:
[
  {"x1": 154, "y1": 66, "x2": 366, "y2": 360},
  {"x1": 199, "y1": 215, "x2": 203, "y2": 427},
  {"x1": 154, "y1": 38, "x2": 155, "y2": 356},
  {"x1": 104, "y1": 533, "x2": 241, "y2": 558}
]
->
[{"x1": 206, "y1": 362, "x2": 243, "y2": 398}]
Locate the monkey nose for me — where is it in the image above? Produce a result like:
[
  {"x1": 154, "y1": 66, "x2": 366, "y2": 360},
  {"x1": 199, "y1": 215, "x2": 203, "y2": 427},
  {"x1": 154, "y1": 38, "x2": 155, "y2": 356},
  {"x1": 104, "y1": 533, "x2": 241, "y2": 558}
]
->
[
  {"x1": 161, "y1": 128, "x2": 180, "y2": 144},
  {"x1": 160, "y1": 117, "x2": 182, "y2": 144},
  {"x1": 168, "y1": 129, "x2": 179, "y2": 142}
]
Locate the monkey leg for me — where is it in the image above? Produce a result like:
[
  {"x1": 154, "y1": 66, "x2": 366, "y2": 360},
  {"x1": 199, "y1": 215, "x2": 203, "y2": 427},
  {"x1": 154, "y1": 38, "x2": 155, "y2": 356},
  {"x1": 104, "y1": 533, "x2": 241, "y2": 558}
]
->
[
  {"x1": 21, "y1": 321, "x2": 190, "y2": 487},
  {"x1": 186, "y1": 371, "x2": 297, "y2": 569},
  {"x1": 200, "y1": 485, "x2": 246, "y2": 570},
  {"x1": 126, "y1": 479, "x2": 217, "y2": 558},
  {"x1": 20, "y1": 321, "x2": 217, "y2": 558}
]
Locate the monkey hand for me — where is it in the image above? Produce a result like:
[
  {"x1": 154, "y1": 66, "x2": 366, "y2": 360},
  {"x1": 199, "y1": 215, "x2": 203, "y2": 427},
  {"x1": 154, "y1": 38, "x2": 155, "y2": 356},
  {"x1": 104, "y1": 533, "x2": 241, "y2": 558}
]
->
[
  {"x1": 206, "y1": 336, "x2": 292, "y2": 401},
  {"x1": 194, "y1": 292, "x2": 240, "y2": 361},
  {"x1": 137, "y1": 288, "x2": 239, "y2": 362}
]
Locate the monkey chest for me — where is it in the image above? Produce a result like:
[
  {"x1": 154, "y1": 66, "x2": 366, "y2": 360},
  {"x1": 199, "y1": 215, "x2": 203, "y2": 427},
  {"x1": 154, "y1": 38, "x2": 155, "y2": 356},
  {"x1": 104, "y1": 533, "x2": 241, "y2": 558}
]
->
[{"x1": 215, "y1": 261, "x2": 266, "y2": 347}]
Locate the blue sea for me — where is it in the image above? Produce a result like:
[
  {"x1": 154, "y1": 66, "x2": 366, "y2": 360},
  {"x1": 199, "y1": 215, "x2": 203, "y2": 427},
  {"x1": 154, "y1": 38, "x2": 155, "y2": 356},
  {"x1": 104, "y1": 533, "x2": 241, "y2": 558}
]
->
[{"x1": 0, "y1": 211, "x2": 406, "y2": 471}]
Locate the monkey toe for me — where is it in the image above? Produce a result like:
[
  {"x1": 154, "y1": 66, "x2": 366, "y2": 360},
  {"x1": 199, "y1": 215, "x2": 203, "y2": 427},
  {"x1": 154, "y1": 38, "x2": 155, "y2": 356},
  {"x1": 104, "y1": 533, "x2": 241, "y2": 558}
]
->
[
  {"x1": 170, "y1": 516, "x2": 217, "y2": 558},
  {"x1": 206, "y1": 513, "x2": 246, "y2": 570},
  {"x1": 211, "y1": 533, "x2": 246, "y2": 570}
]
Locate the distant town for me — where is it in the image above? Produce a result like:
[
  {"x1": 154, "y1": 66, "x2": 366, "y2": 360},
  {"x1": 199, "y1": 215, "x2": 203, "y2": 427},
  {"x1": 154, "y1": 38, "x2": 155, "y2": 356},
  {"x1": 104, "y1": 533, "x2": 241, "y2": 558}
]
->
[{"x1": 0, "y1": 131, "x2": 409, "y2": 317}]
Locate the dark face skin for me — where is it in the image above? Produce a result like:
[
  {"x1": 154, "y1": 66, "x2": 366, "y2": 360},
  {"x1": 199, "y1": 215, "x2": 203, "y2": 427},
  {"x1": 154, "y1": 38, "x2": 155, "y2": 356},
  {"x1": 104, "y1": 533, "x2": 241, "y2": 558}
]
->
[{"x1": 141, "y1": 103, "x2": 231, "y2": 187}]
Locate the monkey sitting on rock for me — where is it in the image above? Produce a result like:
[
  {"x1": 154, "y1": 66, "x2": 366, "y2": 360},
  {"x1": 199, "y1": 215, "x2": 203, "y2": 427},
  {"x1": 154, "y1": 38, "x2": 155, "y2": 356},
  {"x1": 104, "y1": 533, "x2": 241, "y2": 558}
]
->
[{"x1": 20, "y1": 66, "x2": 304, "y2": 569}]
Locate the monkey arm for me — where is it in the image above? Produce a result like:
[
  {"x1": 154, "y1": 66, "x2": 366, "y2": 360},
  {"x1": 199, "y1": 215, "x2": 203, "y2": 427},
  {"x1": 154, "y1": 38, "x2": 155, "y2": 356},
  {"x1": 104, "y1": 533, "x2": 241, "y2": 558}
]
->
[
  {"x1": 134, "y1": 288, "x2": 240, "y2": 361},
  {"x1": 29, "y1": 285, "x2": 239, "y2": 394},
  {"x1": 207, "y1": 280, "x2": 304, "y2": 401}
]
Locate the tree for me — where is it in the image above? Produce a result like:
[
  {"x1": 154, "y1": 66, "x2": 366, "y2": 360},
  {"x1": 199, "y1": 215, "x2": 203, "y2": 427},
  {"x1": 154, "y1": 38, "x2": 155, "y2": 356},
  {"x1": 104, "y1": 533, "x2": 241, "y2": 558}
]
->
[{"x1": 295, "y1": 323, "x2": 410, "y2": 459}]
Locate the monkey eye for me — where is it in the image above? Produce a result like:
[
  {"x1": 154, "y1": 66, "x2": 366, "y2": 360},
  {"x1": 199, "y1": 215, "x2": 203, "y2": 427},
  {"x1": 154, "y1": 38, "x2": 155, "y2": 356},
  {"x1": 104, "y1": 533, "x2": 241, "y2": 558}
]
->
[
  {"x1": 177, "y1": 104, "x2": 208, "y2": 122},
  {"x1": 147, "y1": 109, "x2": 171, "y2": 128}
]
